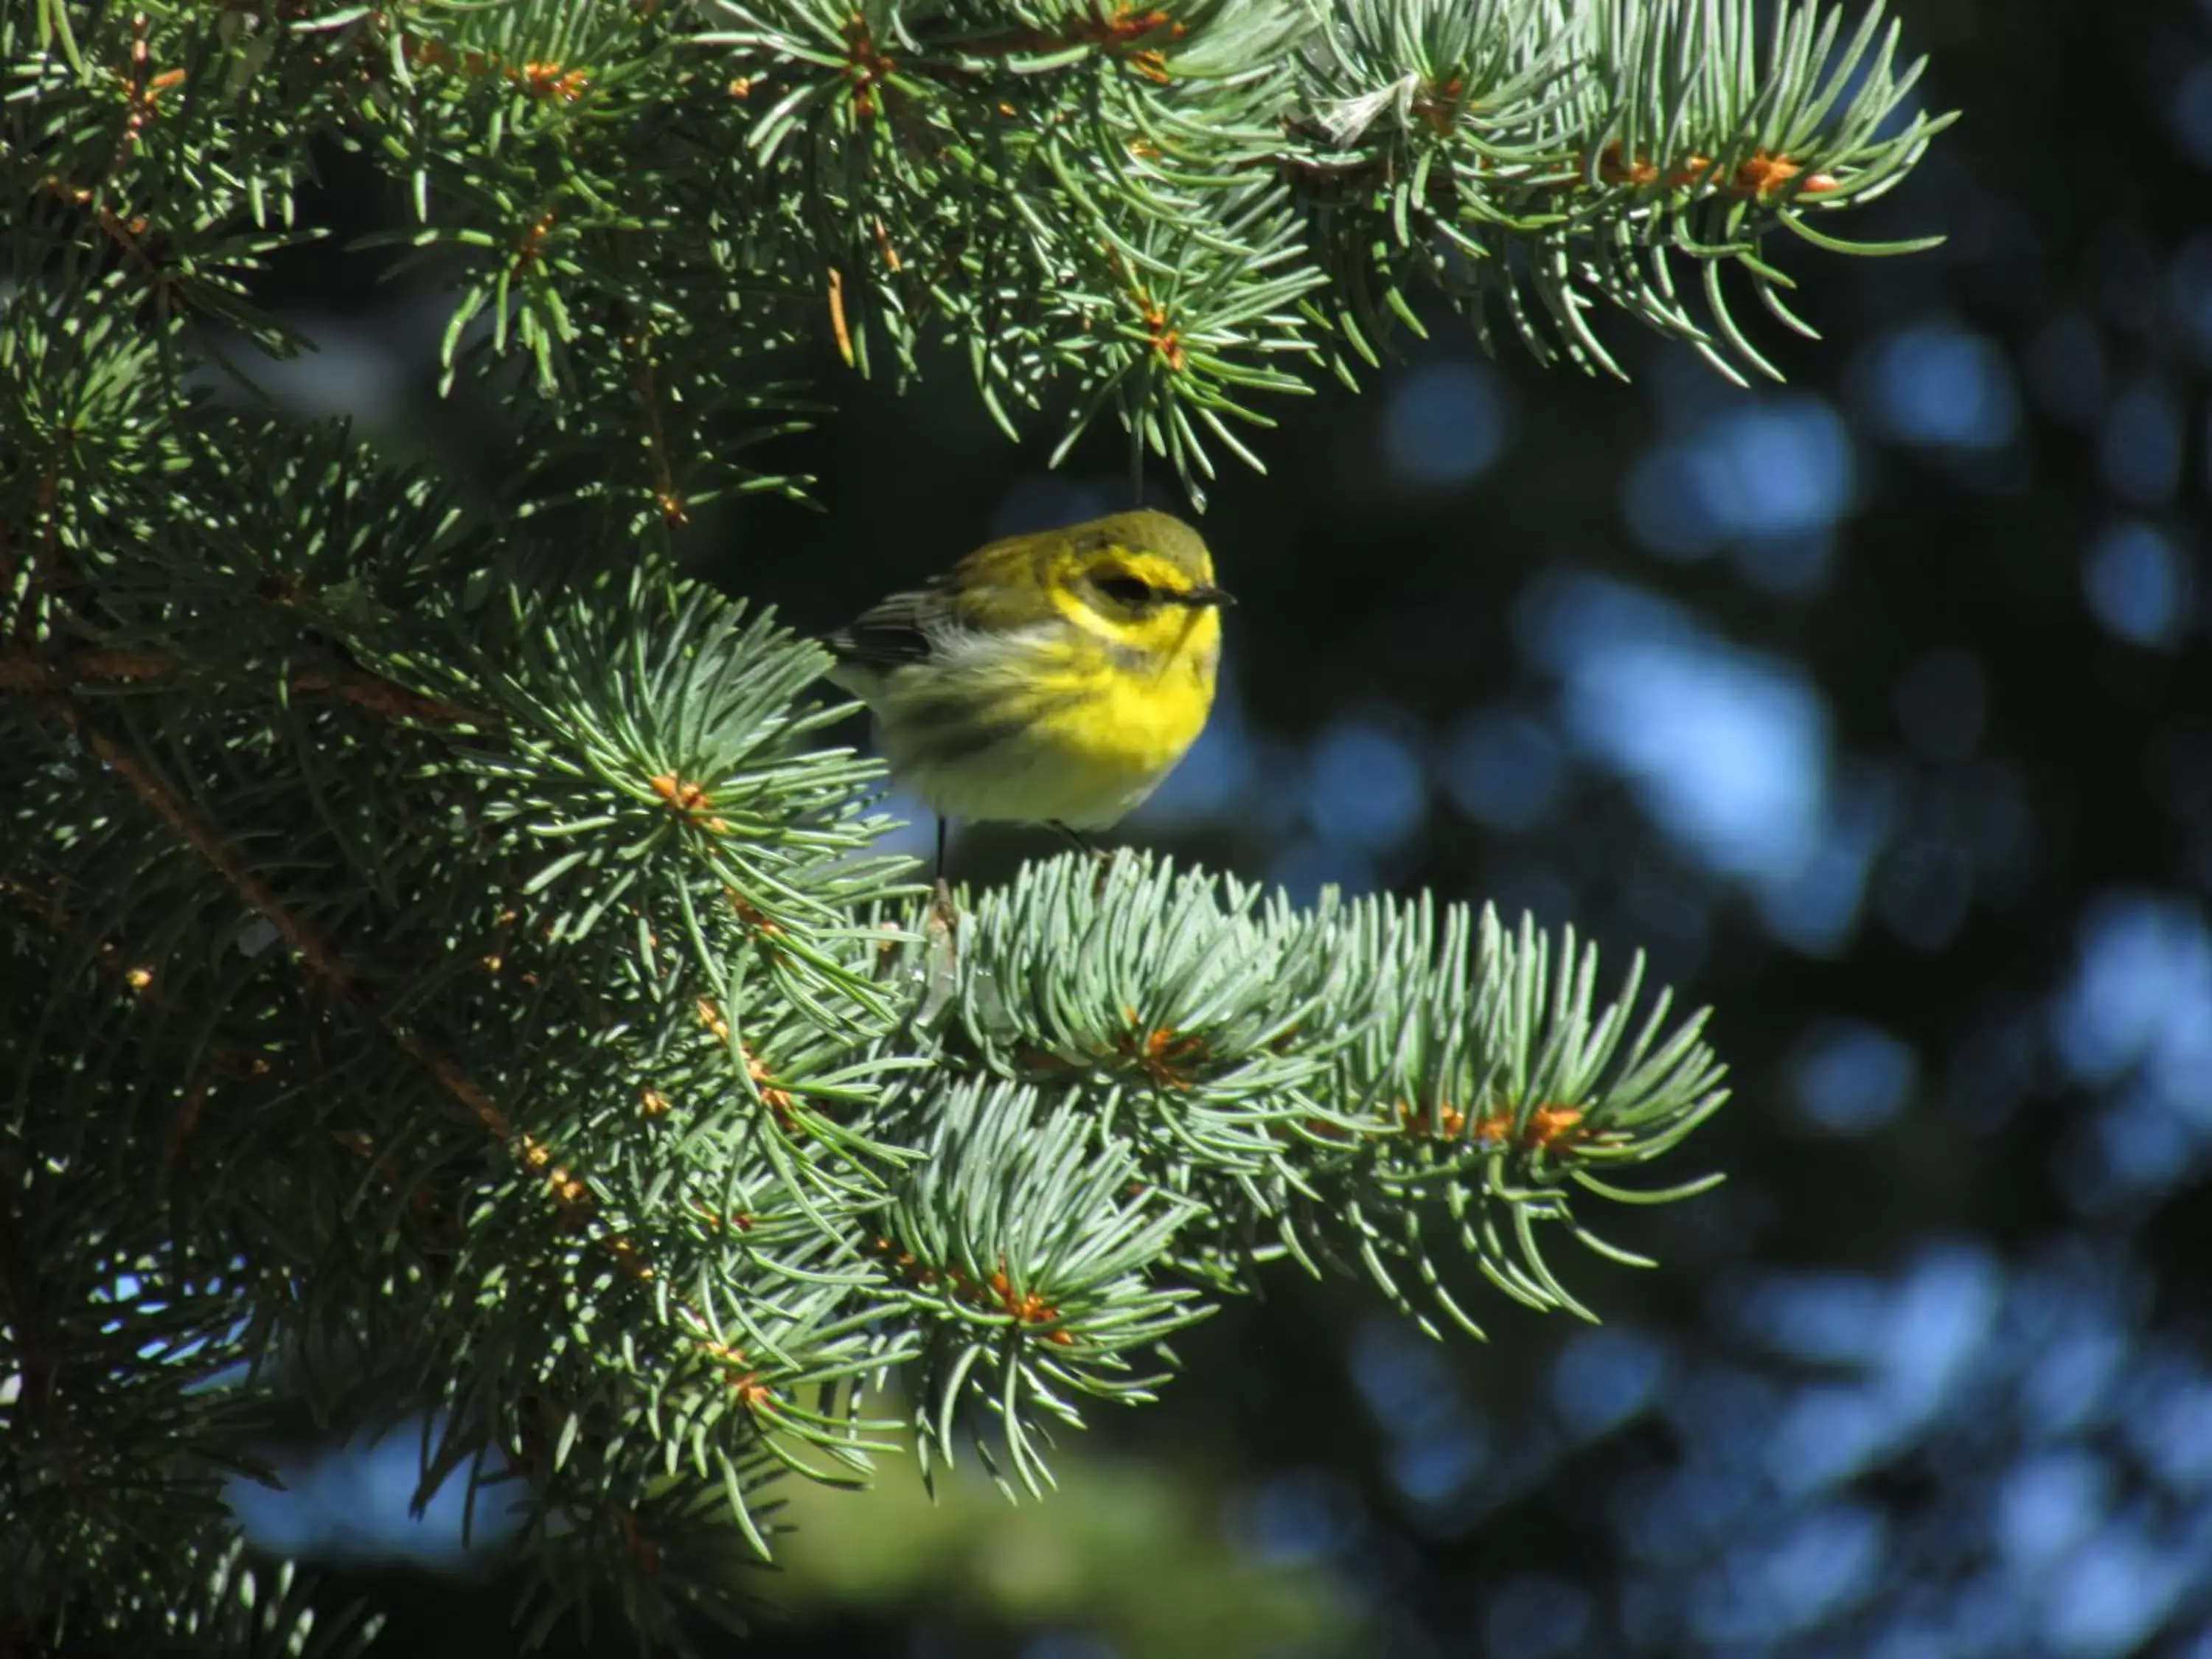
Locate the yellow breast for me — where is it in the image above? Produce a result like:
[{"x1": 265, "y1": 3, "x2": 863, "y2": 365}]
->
[
  {"x1": 870, "y1": 619, "x2": 1219, "y2": 830},
  {"x1": 1033, "y1": 633, "x2": 1215, "y2": 771},
  {"x1": 998, "y1": 625, "x2": 1216, "y2": 826}
]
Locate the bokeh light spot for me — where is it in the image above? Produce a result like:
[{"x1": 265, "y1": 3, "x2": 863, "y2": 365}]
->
[
  {"x1": 2081, "y1": 521, "x2": 2194, "y2": 647},
  {"x1": 1765, "y1": 1385, "x2": 1896, "y2": 1496},
  {"x1": 1723, "y1": 1269, "x2": 1886, "y2": 1365},
  {"x1": 1440, "y1": 711, "x2": 1567, "y2": 832},
  {"x1": 1876, "y1": 1244, "x2": 2003, "y2": 1422},
  {"x1": 1691, "y1": 1503, "x2": 1888, "y2": 1644},
  {"x1": 2171, "y1": 59, "x2": 2212, "y2": 168},
  {"x1": 1380, "y1": 359, "x2": 1513, "y2": 487},
  {"x1": 2022, "y1": 1316, "x2": 2129, "y2": 1438},
  {"x1": 1857, "y1": 323, "x2": 2018, "y2": 451},
  {"x1": 1349, "y1": 1314, "x2": 1460, "y2": 1436},
  {"x1": 2121, "y1": 1355, "x2": 2212, "y2": 1496},
  {"x1": 1994, "y1": 1449, "x2": 2109, "y2": 1568},
  {"x1": 2169, "y1": 235, "x2": 2212, "y2": 358},
  {"x1": 1230, "y1": 1470, "x2": 1363, "y2": 1568},
  {"x1": 2043, "y1": 1522, "x2": 2192, "y2": 1657},
  {"x1": 1790, "y1": 1018, "x2": 1919, "y2": 1132},
  {"x1": 1387, "y1": 1425, "x2": 1489, "y2": 1507},
  {"x1": 1622, "y1": 395, "x2": 1854, "y2": 574},
  {"x1": 1305, "y1": 717, "x2": 1426, "y2": 854},
  {"x1": 1485, "y1": 1575, "x2": 1593, "y2": 1659},
  {"x1": 1623, "y1": 442, "x2": 1734, "y2": 558},
  {"x1": 2099, "y1": 382, "x2": 2184, "y2": 506},
  {"x1": 2054, "y1": 892, "x2": 2212, "y2": 1109},
  {"x1": 1711, "y1": 399, "x2": 1855, "y2": 539},
  {"x1": 1755, "y1": 765, "x2": 1901, "y2": 956},
  {"x1": 1551, "y1": 1324, "x2": 1668, "y2": 1440},
  {"x1": 1519, "y1": 572, "x2": 1829, "y2": 888}
]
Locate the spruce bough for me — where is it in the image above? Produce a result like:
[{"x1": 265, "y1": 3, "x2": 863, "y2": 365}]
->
[{"x1": 1, "y1": 0, "x2": 1941, "y2": 1648}]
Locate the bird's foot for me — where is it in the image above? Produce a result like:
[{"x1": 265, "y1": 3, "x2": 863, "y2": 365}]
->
[
  {"x1": 1047, "y1": 820, "x2": 1117, "y2": 892},
  {"x1": 927, "y1": 874, "x2": 961, "y2": 953}
]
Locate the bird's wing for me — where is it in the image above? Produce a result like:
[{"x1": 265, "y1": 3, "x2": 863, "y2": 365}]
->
[{"x1": 824, "y1": 580, "x2": 956, "y2": 671}]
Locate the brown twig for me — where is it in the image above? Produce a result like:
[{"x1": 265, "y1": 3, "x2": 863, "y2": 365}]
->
[
  {"x1": 89, "y1": 729, "x2": 355, "y2": 990},
  {"x1": 0, "y1": 644, "x2": 495, "y2": 726},
  {"x1": 0, "y1": 647, "x2": 170, "y2": 691},
  {"x1": 624, "y1": 333, "x2": 690, "y2": 527}
]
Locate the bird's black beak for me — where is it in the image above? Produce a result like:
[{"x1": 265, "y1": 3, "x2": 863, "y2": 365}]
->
[{"x1": 1180, "y1": 585, "x2": 1236, "y2": 608}]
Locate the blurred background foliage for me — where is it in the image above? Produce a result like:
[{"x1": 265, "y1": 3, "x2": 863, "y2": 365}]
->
[{"x1": 213, "y1": 0, "x2": 2212, "y2": 1652}]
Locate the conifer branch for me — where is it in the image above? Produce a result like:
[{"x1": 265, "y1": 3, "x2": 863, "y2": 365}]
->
[{"x1": 0, "y1": 0, "x2": 1941, "y2": 1646}]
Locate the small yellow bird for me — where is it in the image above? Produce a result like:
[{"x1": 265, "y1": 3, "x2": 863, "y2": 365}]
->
[{"x1": 825, "y1": 509, "x2": 1231, "y2": 880}]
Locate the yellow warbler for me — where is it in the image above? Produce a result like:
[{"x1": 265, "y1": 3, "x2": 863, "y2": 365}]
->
[{"x1": 826, "y1": 509, "x2": 1231, "y2": 874}]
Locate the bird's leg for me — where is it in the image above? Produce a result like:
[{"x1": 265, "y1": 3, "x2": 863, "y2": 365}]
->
[
  {"x1": 1048, "y1": 819, "x2": 1117, "y2": 898},
  {"x1": 1048, "y1": 819, "x2": 1108, "y2": 861}
]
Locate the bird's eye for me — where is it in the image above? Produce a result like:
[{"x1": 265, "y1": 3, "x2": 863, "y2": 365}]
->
[{"x1": 1096, "y1": 574, "x2": 1154, "y2": 606}]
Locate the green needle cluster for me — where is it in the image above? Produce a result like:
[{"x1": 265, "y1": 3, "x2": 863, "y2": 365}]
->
[{"x1": 1, "y1": 0, "x2": 1943, "y2": 1649}]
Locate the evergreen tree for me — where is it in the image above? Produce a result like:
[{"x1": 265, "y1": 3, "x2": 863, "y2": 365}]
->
[{"x1": 0, "y1": 0, "x2": 1941, "y2": 1649}]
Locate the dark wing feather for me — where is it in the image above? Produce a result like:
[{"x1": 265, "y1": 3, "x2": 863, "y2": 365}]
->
[{"x1": 824, "y1": 580, "x2": 953, "y2": 670}]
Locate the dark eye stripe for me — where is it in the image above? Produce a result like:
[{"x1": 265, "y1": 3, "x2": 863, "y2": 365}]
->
[{"x1": 1096, "y1": 574, "x2": 1155, "y2": 605}]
